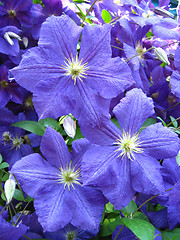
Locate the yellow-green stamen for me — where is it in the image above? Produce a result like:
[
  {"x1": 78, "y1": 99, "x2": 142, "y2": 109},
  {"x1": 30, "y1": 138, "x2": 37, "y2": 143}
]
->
[
  {"x1": 56, "y1": 162, "x2": 81, "y2": 190},
  {"x1": 60, "y1": 54, "x2": 89, "y2": 85},
  {"x1": 115, "y1": 130, "x2": 143, "y2": 161}
]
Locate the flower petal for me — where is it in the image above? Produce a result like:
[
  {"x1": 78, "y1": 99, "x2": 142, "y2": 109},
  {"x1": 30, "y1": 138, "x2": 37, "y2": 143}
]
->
[
  {"x1": 140, "y1": 123, "x2": 180, "y2": 159},
  {"x1": 113, "y1": 88, "x2": 155, "y2": 134},
  {"x1": 40, "y1": 127, "x2": 71, "y2": 169}
]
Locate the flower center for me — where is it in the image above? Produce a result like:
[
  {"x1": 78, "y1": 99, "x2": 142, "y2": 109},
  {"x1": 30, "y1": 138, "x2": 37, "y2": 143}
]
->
[
  {"x1": 66, "y1": 231, "x2": 77, "y2": 240},
  {"x1": 8, "y1": 10, "x2": 16, "y2": 18},
  {"x1": 115, "y1": 131, "x2": 143, "y2": 161},
  {"x1": 56, "y1": 162, "x2": 81, "y2": 190},
  {"x1": 11, "y1": 137, "x2": 22, "y2": 150},
  {"x1": 61, "y1": 55, "x2": 89, "y2": 85},
  {"x1": 136, "y1": 42, "x2": 147, "y2": 61},
  {"x1": 1, "y1": 80, "x2": 9, "y2": 88},
  {"x1": 2, "y1": 131, "x2": 12, "y2": 145}
]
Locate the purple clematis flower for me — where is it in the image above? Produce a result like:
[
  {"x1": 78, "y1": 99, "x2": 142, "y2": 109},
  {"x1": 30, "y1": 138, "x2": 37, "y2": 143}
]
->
[
  {"x1": 0, "y1": 65, "x2": 29, "y2": 108},
  {"x1": 81, "y1": 88, "x2": 180, "y2": 209},
  {"x1": 11, "y1": 127, "x2": 105, "y2": 232},
  {"x1": 0, "y1": 109, "x2": 40, "y2": 168},
  {"x1": 0, "y1": 0, "x2": 33, "y2": 28},
  {"x1": 11, "y1": 15, "x2": 134, "y2": 126}
]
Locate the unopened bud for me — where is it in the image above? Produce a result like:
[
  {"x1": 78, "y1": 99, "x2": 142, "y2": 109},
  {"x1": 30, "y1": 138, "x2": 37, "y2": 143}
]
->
[
  {"x1": 4, "y1": 174, "x2": 16, "y2": 204},
  {"x1": 22, "y1": 37, "x2": 28, "y2": 48},
  {"x1": 4, "y1": 31, "x2": 21, "y2": 46},
  {"x1": 153, "y1": 7, "x2": 175, "y2": 19},
  {"x1": 63, "y1": 116, "x2": 76, "y2": 138},
  {"x1": 154, "y1": 47, "x2": 170, "y2": 65}
]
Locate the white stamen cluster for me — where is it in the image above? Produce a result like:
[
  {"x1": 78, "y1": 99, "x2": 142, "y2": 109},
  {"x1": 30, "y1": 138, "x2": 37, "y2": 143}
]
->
[
  {"x1": 2, "y1": 132, "x2": 24, "y2": 150},
  {"x1": 136, "y1": 42, "x2": 147, "y2": 61},
  {"x1": 56, "y1": 162, "x2": 81, "y2": 190},
  {"x1": 60, "y1": 54, "x2": 89, "y2": 85},
  {"x1": 115, "y1": 131, "x2": 143, "y2": 161}
]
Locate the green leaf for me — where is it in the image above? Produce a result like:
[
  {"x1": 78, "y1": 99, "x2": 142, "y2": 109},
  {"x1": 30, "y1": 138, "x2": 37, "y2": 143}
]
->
[
  {"x1": 170, "y1": 116, "x2": 178, "y2": 128},
  {"x1": 0, "y1": 162, "x2": 9, "y2": 169},
  {"x1": 1, "y1": 192, "x2": 6, "y2": 201},
  {"x1": 162, "y1": 228, "x2": 180, "y2": 240},
  {"x1": 102, "y1": 9, "x2": 112, "y2": 23},
  {"x1": 101, "y1": 215, "x2": 123, "y2": 237},
  {"x1": 139, "y1": 118, "x2": 157, "y2": 133},
  {"x1": 157, "y1": 116, "x2": 167, "y2": 126},
  {"x1": 0, "y1": 154, "x2": 2, "y2": 164},
  {"x1": 2, "y1": 172, "x2": 9, "y2": 182},
  {"x1": 39, "y1": 118, "x2": 62, "y2": 133},
  {"x1": 122, "y1": 218, "x2": 155, "y2": 240},
  {"x1": 176, "y1": 150, "x2": 180, "y2": 166},
  {"x1": 121, "y1": 200, "x2": 137, "y2": 216},
  {"x1": 111, "y1": 117, "x2": 121, "y2": 129},
  {"x1": 27, "y1": 195, "x2": 34, "y2": 202},
  {"x1": 12, "y1": 121, "x2": 45, "y2": 136},
  {"x1": 13, "y1": 189, "x2": 25, "y2": 201}
]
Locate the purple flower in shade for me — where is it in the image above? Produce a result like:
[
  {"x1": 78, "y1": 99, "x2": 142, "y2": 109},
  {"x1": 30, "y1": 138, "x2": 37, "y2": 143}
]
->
[
  {"x1": 0, "y1": 65, "x2": 29, "y2": 108},
  {"x1": 11, "y1": 127, "x2": 105, "y2": 232},
  {"x1": 0, "y1": 215, "x2": 28, "y2": 240},
  {"x1": 44, "y1": 223, "x2": 98, "y2": 240},
  {"x1": 167, "y1": 181, "x2": 180, "y2": 230},
  {"x1": 81, "y1": 88, "x2": 180, "y2": 209},
  {"x1": 111, "y1": 18, "x2": 151, "y2": 92},
  {"x1": 0, "y1": 109, "x2": 39, "y2": 168},
  {"x1": 0, "y1": 26, "x2": 21, "y2": 56},
  {"x1": 30, "y1": 0, "x2": 63, "y2": 40},
  {"x1": 11, "y1": 15, "x2": 134, "y2": 126},
  {"x1": 160, "y1": 157, "x2": 180, "y2": 230},
  {"x1": 0, "y1": 0, "x2": 33, "y2": 28},
  {"x1": 170, "y1": 45, "x2": 180, "y2": 99}
]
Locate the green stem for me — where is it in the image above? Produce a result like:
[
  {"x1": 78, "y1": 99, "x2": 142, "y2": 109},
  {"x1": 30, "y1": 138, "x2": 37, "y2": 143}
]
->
[
  {"x1": 14, "y1": 202, "x2": 30, "y2": 226},
  {"x1": 13, "y1": 174, "x2": 26, "y2": 202},
  {"x1": 111, "y1": 45, "x2": 124, "y2": 51},
  {"x1": 0, "y1": 205, "x2": 7, "y2": 215},
  {"x1": 125, "y1": 46, "x2": 154, "y2": 62},
  {"x1": 166, "y1": 116, "x2": 180, "y2": 127},
  {"x1": 113, "y1": 224, "x2": 125, "y2": 240},
  {"x1": 22, "y1": 235, "x2": 32, "y2": 240},
  {"x1": 160, "y1": 101, "x2": 180, "y2": 114},
  {"x1": 10, "y1": 202, "x2": 17, "y2": 219},
  {"x1": 8, "y1": 205, "x2": 14, "y2": 226},
  {"x1": 132, "y1": 187, "x2": 173, "y2": 216},
  {"x1": 81, "y1": 0, "x2": 99, "y2": 25}
]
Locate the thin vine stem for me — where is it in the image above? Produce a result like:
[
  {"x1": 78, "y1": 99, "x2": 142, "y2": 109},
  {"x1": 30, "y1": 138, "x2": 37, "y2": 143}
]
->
[
  {"x1": 14, "y1": 201, "x2": 30, "y2": 226},
  {"x1": 167, "y1": 116, "x2": 180, "y2": 127},
  {"x1": 13, "y1": 174, "x2": 26, "y2": 202},
  {"x1": 81, "y1": 0, "x2": 99, "y2": 25},
  {"x1": 113, "y1": 224, "x2": 125, "y2": 240}
]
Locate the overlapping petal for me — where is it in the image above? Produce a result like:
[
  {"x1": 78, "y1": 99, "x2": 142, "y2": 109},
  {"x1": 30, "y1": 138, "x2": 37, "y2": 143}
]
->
[
  {"x1": 140, "y1": 123, "x2": 180, "y2": 159},
  {"x1": 113, "y1": 88, "x2": 154, "y2": 134}
]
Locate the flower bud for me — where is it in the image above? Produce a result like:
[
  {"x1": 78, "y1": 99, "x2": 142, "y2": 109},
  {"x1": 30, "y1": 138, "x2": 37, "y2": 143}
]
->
[
  {"x1": 63, "y1": 116, "x2": 76, "y2": 138},
  {"x1": 153, "y1": 7, "x2": 174, "y2": 19},
  {"x1": 154, "y1": 47, "x2": 170, "y2": 65},
  {"x1": 4, "y1": 174, "x2": 16, "y2": 204}
]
